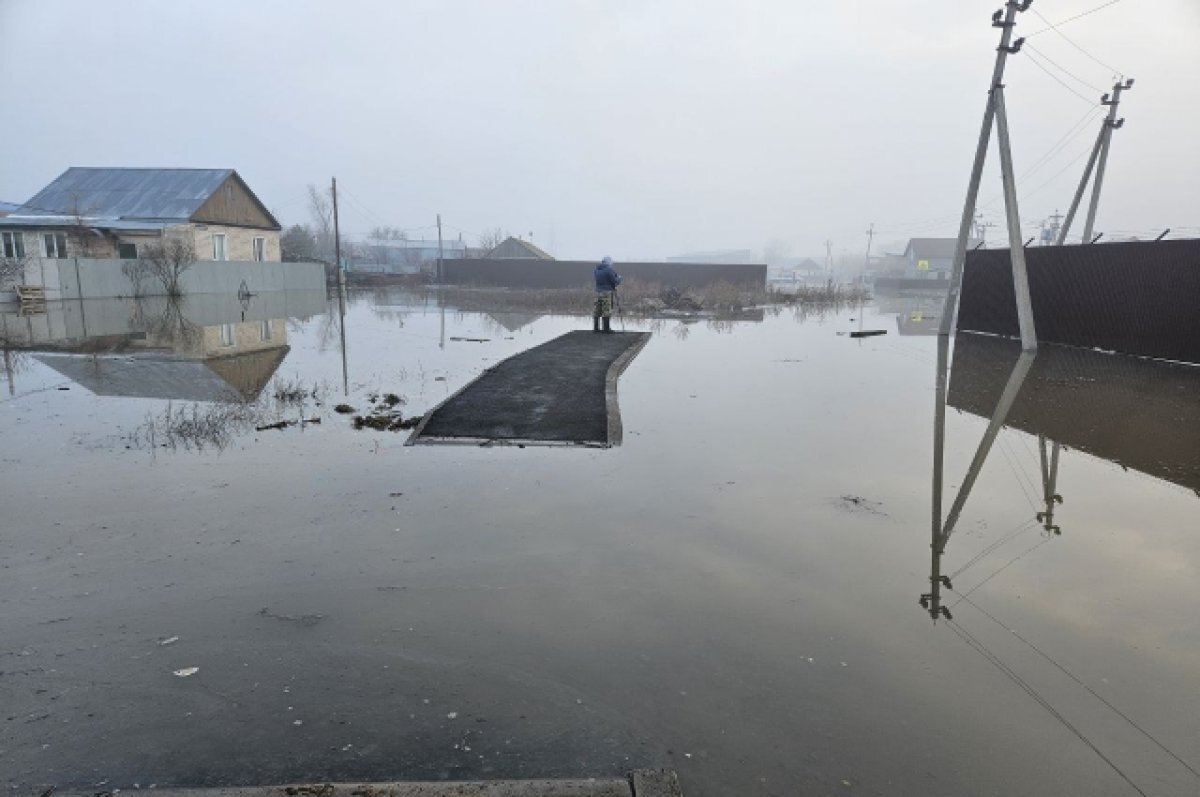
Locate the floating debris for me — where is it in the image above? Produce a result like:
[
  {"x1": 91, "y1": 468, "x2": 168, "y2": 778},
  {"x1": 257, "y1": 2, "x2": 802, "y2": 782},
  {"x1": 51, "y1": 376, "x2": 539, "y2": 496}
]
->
[
  {"x1": 173, "y1": 667, "x2": 199, "y2": 678},
  {"x1": 159, "y1": 636, "x2": 180, "y2": 646}
]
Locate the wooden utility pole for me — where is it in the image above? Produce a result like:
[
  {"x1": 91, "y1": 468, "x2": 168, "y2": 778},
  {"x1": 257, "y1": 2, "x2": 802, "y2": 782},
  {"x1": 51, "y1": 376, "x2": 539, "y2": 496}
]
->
[{"x1": 331, "y1": 177, "x2": 348, "y2": 395}]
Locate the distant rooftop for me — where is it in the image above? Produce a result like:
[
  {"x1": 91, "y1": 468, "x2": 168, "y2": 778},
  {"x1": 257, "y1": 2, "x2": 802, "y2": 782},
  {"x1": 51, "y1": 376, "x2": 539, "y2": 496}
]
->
[
  {"x1": 486, "y1": 236, "x2": 554, "y2": 260},
  {"x1": 903, "y1": 238, "x2": 984, "y2": 259}
]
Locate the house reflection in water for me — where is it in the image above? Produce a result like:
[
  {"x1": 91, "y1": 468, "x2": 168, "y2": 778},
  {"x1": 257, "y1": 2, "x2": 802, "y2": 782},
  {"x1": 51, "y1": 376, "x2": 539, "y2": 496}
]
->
[{"x1": 0, "y1": 291, "x2": 326, "y2": 401}]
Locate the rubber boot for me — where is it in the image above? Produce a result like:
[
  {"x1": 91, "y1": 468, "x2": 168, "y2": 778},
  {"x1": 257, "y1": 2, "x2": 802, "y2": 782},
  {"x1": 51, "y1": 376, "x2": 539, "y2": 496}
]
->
[
  {"x1": 602, "y1": 316, "x2": 612, "y2": 333},
  {"x1": 593, "y1": 316, "x2": 601, "y2": 333}
]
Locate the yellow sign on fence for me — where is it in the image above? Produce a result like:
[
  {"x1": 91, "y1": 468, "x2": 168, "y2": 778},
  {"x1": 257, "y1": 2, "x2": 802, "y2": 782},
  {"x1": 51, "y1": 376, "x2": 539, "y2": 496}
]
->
[{"x1": 917, "y1": 259, "x2": 930, "y2": 271}]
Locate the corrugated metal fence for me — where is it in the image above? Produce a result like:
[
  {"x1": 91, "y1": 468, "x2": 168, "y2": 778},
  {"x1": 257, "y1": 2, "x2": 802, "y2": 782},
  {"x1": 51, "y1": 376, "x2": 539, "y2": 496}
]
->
[
  {"x1": 958, "y1": 239, "x2": 1200, "y2": 363},
  {"x1": 442, "y1": 258, "x2": 767, "y2": 290}
]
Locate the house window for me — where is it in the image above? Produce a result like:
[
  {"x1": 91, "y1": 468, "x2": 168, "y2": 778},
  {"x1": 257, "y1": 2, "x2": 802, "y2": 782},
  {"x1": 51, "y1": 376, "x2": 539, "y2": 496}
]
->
[
  {"x1": 259, "y1": 320, "x2": 272, "y2": 341},
  {"x1": 42, "y1": 233, "x2": 68, "y2": 259},
  {"x1": 212, "y1": 233, "x2": 228, "y2": 261},
  {"x1": 219, "y1": 323, "x2": 236, "y2": 347},
  {"x1": 118, "y1": 242, "x2": 138, "y2": 259},
  {"x1": 252, "y1": 237, "x2": 266, "y2": 262},
  {"x1": 1, "y1": 231, "x2": 24, "y2": 259}
]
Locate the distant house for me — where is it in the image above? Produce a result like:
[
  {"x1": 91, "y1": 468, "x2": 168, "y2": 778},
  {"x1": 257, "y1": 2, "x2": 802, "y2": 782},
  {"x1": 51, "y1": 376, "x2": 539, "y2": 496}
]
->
[
  {"x1": 0, "y1": 201, "x2": 20, "y2": 218},
  {"x1": 486, "y1": 236, "x2": 554, "y2": 260},
  {"x1": 901, "y1": 238, "x2": 983, "y2": 279},
  {"x1": 0, "y1": 167, "x2": 282, "y2": 265},
  {"x1": 353, "y1": 238, "x2": 467, "y2": 274}
]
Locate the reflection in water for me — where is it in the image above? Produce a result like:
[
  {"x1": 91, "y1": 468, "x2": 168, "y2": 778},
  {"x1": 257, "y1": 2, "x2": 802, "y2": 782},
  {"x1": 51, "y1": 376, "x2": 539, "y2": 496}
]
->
[
  {"x1": 874, "y1": 288, "x2": 948, "y2": 336},
  {"x1": 928, "y1": 333, "x2": 1200, "y2": 617},
  {"x1": 0, "y1": 292, "x2": 327, "y2": 401},
  {"x1": 926, "y1": 332, "x2": 1200, "y2": 793}
]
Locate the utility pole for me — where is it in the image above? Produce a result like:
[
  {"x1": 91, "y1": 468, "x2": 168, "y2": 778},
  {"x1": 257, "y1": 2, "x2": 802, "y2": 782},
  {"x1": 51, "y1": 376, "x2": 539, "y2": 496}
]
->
[
  {"x1": 939, "y1": 1, "x2": 1037, "y2": 353},
  {"x1": 436, "y1": 213, "x2": 445, "y2": 283},
  {"x1": 331, "y1": 177, "x2": 343, "y2": 290},
  {"x1": 1058, "y1": 79, "x2": 1133, "y2": 245},
  {"x1": 1083, "y1": 79, "x2": 1133, "y2": 243},
  {"x1": 864, "y1": 223, "x2": 875, "y2": 276},
  {"x1": 331, "y1": 176, "x2": 348, "y2": 396}
]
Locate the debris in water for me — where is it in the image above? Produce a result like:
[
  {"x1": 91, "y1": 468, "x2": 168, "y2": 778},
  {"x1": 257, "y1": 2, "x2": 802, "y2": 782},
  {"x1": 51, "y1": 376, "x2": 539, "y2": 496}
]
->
[
  {"x1": 258, "y1": 607, "x2": 325, "y2": 626},
  {"x1": 334, "y1": 404, "x2": 356, "y2": 414},
  {"x1": 447, "y1": 712, "x2": 458, "y2": 719},
  {"x1": 835, "y1": 494, "x2": 888, "y2": 517},
  {"x1": 159, "y1": 636, "x2": 180, "y2": 646},
  {"x1": 173, "y1": 667, "x2": 199, "y2": 677}
]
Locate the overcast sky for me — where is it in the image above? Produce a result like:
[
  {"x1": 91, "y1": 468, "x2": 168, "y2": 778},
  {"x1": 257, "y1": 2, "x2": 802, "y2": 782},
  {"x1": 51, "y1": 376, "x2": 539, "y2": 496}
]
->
[{"x1": 1, "y1": 0, "x2": 1197, "y2": 259}]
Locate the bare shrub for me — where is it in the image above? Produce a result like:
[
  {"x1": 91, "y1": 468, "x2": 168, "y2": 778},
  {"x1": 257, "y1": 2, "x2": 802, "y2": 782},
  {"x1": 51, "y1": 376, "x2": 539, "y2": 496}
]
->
[{"x1": 141, "y1": 236, "x2": 196, "y2": 297}]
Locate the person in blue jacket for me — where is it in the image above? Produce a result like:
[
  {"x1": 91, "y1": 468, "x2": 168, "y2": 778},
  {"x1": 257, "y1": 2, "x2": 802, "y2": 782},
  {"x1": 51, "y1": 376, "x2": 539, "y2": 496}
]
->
[{"x1": 593, "y1": 256, "x2": 621, "y2": 333}]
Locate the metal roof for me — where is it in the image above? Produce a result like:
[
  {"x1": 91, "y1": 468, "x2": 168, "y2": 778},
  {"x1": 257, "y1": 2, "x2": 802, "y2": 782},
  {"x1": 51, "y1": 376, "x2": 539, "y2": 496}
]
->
[
  {"x1": 18, "y1": 168, "x2": 235, "y2": 222},
  {"x1": 0, "y1": 215, "x2": 165, "y2": 231}
]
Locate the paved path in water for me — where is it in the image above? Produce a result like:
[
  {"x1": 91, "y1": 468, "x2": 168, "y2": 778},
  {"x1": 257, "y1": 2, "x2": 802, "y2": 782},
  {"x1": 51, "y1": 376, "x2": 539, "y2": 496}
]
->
[{"x1": 410, "y1": 330, "x2": 649, "y2": 447}]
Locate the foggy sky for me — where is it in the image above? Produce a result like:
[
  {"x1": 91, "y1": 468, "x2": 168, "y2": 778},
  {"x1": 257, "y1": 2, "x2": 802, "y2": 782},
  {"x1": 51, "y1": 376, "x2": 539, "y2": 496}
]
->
[{"x1": 1, "y1": 0, "x2": 1197, "y2": 260}]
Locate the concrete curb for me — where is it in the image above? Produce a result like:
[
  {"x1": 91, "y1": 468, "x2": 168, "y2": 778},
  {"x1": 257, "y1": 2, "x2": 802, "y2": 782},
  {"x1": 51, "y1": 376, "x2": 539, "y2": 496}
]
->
[
  {"x1": 604, "y1": 332, "x2": 651, "y2": 448},
  {"x1": 59, "y1": 772, "x2": 682, "y2": 797}
]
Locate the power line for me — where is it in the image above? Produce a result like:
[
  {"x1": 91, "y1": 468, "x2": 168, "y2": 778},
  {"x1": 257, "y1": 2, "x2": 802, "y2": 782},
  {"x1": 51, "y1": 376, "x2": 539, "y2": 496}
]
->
[
  {"x1": 946, "y1": 620, "x2": 1150, "y2": 797},
  {"x1": 1027, "y1": 0, "x2": 1126, "y2": 36},
  {"x1": 1024, "y1": 43, "x2": 1105, "y2": 93},
  {"x1": 1028, "y1": 5, "x2": 1125, "y2": 75},
  {"x1": 1023, "y1": 48, "x2": 1100, "y2": 105},
  {"x1": 1018, "y1": 105, "x2": 1104, "y2": 182},
  {"x1": 953, "y1": 591, "x2": 1200, "y2": 781}
]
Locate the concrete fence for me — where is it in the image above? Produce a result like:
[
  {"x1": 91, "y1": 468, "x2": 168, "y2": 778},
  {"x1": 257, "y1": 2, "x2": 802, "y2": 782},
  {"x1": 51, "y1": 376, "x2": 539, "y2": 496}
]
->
[
  {"x1": 15, "y1": 257, "x2": 326, "y2": 300},
  {"x1": 441, "y1": 258, "x2": 768, "y2": 290}
]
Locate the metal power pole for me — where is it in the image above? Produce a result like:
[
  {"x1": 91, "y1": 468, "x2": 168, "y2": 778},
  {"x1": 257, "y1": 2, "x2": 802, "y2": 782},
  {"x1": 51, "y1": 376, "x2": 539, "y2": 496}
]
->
[
  {"x1": 939, "y1": 0, "x2": 1032, "y2": 339},
  {"x1": 436, "y1": 213, "x2": 445, "y2": 283},
  {"x1": 1058, "y1": 79, "x2": 1132, "y2": 245},
  {"x1": 1083, "y1": 79, "x2": 1133, "y2": 243}
]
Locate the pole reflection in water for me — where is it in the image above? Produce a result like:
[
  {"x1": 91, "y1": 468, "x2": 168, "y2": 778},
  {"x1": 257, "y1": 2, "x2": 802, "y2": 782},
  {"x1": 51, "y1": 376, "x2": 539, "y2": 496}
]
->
[
  {"x1": 925, "y1": 332, "x2": 1036, "y2": 620},
  {"x1": 338, "y1": 284, "x2": 349, "y2": 396}
]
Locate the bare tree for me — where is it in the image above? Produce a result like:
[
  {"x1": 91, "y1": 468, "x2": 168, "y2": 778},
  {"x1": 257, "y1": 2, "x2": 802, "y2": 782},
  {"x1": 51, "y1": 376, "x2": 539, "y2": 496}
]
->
[
  {"x1": 141, "y1": 236, "x2": 196, "y2": 297},
  {"x1": 368, "y1": 226, "x2": 392, "y2": 266},
  {"x1": 66, "y1": 192, "x2": 102, "y2": 258},
  {"x1": 121, "y1": 256, "x2": 152, "y2": 298},
  {"x1": 474, "y1": 227, "x2": 506, "y2": 257},
  {"x1": 307, "y1": 184, "x2": 334, "y2": 262}
]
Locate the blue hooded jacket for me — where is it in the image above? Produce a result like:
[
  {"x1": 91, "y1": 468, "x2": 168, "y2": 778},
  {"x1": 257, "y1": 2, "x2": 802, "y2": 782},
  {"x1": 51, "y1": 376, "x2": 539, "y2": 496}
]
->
[{"x1": 594, "y1": 257, "x2": 621, "y2": 293}]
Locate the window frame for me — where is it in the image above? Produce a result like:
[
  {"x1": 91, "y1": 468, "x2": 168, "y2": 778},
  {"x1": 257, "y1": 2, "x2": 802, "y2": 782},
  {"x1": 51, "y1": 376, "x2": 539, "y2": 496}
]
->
[
  {"x1": 252, "y1": 236, "x2": 266, "y2": 262},
  {"x1": 259, "y1": 319, "x2": 272, "y2": 341},
  {"x1": 212, "y1": 233, "x2": 228, "y2": 261},
  {"x1": 42, "y1": 232, "x2": 68, "y2": 259},
  {"x1": 1, "y1": 231, "x2": 25, "y2": 259},
  {"x1": 118, "y1": 242, "x2": 138, "y2": 260},
  {"x1": 218, "y1": 322, "x2": 236, "y2": 347}
]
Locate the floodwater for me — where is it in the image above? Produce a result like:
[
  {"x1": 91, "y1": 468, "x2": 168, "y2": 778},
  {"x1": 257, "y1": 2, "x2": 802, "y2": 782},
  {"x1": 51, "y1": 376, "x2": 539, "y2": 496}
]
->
[{"x1": 2, "y1": 288, "x2": 1198, "y2": 797}]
